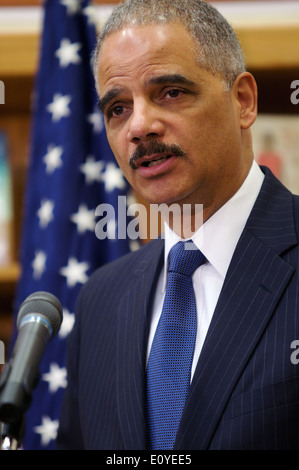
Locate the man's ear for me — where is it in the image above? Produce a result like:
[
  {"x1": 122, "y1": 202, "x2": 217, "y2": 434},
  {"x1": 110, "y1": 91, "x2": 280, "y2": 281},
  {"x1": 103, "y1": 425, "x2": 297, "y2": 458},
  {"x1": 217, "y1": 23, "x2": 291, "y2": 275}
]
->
[{"x1": 233, "y1": 72, "x2": 258, "y2": 130}]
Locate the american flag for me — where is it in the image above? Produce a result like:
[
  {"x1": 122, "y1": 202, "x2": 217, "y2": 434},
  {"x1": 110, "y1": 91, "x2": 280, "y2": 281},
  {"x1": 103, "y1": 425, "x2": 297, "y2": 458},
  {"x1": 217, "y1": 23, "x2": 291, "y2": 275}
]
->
[{"x1": 13, "y1": 0, "x2": 132, "y2": 450}]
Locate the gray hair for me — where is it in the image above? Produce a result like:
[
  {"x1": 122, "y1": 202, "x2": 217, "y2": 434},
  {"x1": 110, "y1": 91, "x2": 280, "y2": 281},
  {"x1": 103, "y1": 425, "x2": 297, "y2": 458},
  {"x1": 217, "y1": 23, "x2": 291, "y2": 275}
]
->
[{"x1": 92, "y1": 0, "x2": 246, "y2": 91}]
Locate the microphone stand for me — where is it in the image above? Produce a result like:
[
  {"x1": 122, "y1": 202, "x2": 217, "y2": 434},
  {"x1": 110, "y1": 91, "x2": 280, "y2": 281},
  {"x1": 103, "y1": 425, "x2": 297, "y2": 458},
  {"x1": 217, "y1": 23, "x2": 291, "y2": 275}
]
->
[
  {"x1": 0, "y1": 362, "x2": 27, "y2": 450},
  {"x1": 0, "y1": 415, "x2": 25, "y2": 450}
]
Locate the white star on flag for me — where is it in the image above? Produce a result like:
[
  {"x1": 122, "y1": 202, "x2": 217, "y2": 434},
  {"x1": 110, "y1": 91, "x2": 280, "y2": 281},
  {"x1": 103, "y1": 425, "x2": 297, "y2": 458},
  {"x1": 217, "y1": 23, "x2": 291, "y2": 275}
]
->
[
  {"x1": 34, "y1": 416, "x2": 59, "y2": 446},
  {"x1": 87, "y1": 110, "x2": 104, "y2": 133},
  {"x1": 43, "y1": 144, "x2": 63, "y2": 174},
  {"x1": 47, "y1": 93, "x2": 72, "y2": 122},
  {"x1": 60, "y1": 0, "x2": 82, "y2": 15},
  {"x1": 59, "y1": 308, "x2": 75, "y2": 338},
  {"x1": 55, "y1": 38, "x2": 82, "y2": 67},
  {"x1": 32, "y1": 250, "x2": 47, "y2": 280},
  {"x1": 80, "y1": 156, "x2": 104, "y2": 184},
  {"x1": 37, "y1": 199, "x2": 55, "y2": 228},
  {"x1": 82, "y1": 5, "x2": 98, "y2": 25},
  {"x1": 60, "y1": 257, "x2": 89, "y2": 287},
  {"x1": 101, "y1": 162, "x2": 127, "y2": 192},
  {"x1": 129, "y1": 240, "x2": 141, "y2": 252},
  {"x1": 70, "y1": 204, "x2": 96, "y2": 234},
  {"x1": 43, "y1": 363, "x2": 68, "y2": 393}
]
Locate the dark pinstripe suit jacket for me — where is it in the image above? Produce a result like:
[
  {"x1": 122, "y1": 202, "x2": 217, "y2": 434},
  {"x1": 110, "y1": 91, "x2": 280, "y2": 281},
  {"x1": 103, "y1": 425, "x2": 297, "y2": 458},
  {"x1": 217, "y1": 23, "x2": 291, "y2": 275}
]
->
[{"x1": 57, "y1": 167, "x2": 299, "y2": 449}]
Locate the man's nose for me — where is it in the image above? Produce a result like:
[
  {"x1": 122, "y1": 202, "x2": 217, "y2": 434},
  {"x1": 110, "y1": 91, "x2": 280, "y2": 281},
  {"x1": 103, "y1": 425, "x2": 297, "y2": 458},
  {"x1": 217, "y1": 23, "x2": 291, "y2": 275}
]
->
[{"x1": 127, "y1": 100, "x2": 166, "y2": 144}]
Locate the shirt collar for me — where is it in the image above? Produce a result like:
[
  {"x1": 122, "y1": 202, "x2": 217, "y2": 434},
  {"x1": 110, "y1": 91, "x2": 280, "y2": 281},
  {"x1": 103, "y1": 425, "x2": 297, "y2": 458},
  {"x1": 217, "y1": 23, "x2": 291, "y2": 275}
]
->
[{"x1": 162, "y1": 161, "x2": 265, "y2": 291}]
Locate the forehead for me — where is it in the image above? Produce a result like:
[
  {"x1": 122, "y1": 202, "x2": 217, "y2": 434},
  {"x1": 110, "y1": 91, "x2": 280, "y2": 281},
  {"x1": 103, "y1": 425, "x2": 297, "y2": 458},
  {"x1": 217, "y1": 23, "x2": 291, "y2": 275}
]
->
[{"x1": 97, "y1": 23, "x2": 199, "y2": 93}]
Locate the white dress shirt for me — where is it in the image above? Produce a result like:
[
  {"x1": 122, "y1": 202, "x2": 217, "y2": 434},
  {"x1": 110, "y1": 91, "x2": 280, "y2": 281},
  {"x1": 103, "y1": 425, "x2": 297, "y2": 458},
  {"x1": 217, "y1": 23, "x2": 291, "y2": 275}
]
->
[{"x1": 146, "y1": 160, "x2": 265, "y2": 379}]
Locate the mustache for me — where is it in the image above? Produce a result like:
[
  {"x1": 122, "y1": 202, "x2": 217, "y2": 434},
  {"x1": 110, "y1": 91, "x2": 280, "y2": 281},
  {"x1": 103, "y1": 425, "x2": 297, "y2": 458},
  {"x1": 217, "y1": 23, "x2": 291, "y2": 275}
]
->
[{"x1": 129, "y1": 141, "x2": 186, "y2": 170}]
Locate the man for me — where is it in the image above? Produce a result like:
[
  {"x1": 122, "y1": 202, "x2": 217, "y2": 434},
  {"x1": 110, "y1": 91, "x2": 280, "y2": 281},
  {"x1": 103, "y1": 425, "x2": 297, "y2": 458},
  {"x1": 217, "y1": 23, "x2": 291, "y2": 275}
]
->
[{"x1": 57, "y1": 0, "x2": 299, "y2": 450}]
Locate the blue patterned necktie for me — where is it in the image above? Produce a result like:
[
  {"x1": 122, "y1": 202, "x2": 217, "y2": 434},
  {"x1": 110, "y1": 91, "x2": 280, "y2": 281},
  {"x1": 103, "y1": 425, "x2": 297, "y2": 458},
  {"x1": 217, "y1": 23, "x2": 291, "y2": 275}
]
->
[{"x1": 146, "y1": 240, "x2": 206, "y2": 450}]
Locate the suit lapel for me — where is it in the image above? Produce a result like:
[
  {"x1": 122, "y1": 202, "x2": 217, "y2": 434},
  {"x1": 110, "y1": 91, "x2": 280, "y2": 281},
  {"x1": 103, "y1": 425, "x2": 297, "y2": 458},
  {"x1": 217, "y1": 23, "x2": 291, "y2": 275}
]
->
[
  {"x1": 175, "y1": 169, "x2": 298, "y2": 450},
  {"x1": 116, "y1": 239, "x2": 164, "y2": 449}
]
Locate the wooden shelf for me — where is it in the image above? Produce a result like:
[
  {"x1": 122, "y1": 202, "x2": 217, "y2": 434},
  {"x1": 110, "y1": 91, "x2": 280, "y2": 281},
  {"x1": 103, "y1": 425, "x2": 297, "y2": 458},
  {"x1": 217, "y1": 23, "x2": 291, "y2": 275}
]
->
[
  {"x1": 237, "y1": 25, "x2": 299, "y2": 70},
  {"x1": 1, "y1": 3, "x2": 299, "y2": 77},
  {"x1": 0, "y1": 33, "x2": 39, "y2": 77},
  {"x1": 0, "y1": 263, "x2": 20, "y2": 285}
]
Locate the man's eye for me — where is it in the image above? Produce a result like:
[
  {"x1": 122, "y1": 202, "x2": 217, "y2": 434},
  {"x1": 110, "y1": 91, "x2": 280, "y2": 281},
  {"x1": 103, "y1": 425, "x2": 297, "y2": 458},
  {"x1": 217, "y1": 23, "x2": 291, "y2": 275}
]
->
[
  {"x1": 166, "y1": 89, "x2": 181, "y2": 98},
  {"x1": 110, "y1": 105, "x2": 124, "y2": 117}
]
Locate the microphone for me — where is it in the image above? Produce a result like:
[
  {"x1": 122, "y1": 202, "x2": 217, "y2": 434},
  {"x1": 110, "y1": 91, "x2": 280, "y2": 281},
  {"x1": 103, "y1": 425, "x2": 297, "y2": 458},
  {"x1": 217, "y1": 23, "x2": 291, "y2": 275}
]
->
[{"x1": 0, "y1": 291, "x2": 63, "y2": 425}]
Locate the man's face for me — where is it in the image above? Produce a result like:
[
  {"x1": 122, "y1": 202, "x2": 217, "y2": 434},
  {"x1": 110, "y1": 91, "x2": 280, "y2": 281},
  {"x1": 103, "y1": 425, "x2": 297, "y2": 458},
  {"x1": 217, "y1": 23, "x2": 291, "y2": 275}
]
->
[{"x1": 97, "y1": 22, "x2": 254, "y2": 216}]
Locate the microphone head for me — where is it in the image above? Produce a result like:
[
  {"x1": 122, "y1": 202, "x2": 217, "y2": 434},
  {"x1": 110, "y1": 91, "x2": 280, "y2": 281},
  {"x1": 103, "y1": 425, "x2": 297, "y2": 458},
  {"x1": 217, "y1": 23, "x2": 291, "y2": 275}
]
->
[{"x1": 17, "y1": 291, "x2": 63, "y2": 338}]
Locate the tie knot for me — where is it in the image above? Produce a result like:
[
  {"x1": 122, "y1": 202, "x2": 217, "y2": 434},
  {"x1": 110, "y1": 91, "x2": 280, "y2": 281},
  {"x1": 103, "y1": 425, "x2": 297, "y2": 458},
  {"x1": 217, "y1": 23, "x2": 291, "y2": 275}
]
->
[{"x1": 168, "y1": 240, "x2": 206, "y2": 276}]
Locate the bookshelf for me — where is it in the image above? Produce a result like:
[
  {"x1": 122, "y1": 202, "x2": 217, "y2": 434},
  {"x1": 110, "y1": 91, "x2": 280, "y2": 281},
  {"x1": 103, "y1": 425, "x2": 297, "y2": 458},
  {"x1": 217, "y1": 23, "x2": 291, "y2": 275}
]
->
[
  {"x1": 0, "y1": 1, "x2": 299, "y2": 350},
  {"x1": 1, "y1": 14, "x2": 299, "y2": 75}
]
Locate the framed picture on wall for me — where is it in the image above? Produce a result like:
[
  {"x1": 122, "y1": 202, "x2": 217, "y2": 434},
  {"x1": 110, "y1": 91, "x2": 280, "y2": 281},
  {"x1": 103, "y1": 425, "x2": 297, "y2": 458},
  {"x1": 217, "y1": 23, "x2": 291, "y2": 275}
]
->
[{"x1": 252, "y1": 114, "x2": 299, "y2": 195}]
